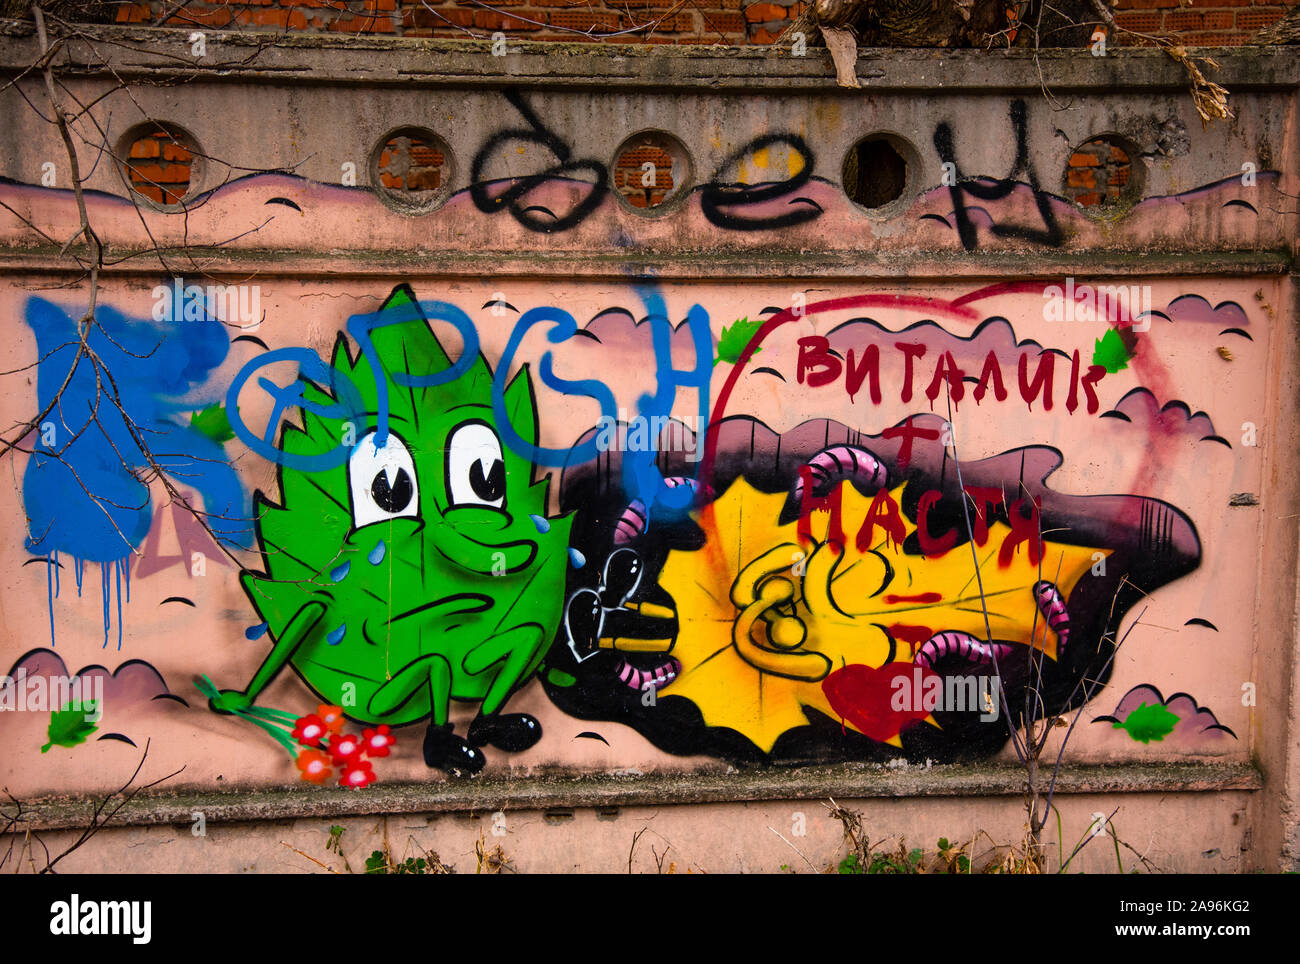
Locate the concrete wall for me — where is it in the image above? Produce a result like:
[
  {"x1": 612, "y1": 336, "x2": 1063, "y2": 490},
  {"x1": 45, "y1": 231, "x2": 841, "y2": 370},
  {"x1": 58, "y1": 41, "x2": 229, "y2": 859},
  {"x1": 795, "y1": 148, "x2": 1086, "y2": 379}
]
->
[{"x1": 0, "y1": 26, "x2": 1297, "y2": 872}]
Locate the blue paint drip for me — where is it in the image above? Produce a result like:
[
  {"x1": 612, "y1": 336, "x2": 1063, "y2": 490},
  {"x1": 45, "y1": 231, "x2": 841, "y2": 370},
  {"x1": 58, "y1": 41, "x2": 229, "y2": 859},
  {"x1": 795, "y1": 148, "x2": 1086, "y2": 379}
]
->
[
  {"x1": 53, "y1": 549, "x2": 60, "y2": 597},
  {"x1": 326, "y1": 624, "x2": 347, "y2": 646},
  {"x1": 368, "y1": 540, "x2": 386, "y2": 565},
  {"x1": 74, "y1": 557, "x2": 84, "y2": 597},
  {"x1": 100, "y1": 562, "x2": 110, "y2": 649},
  {"x1": 330, "y1": 560, "x2": 351, "y2": 582},
  {"x1": 569, "y1": 548, "x2": 586, "y2": 569},
  {"x1": 115, "y1": 558, "x2": 124, "y2": 651},
  {"x1": 530, "y1": 514, "x2": 550, "y2": 534},
  {"x1": 45, "y1": 552, "x2": 56, "y2": 648},
  {"x1": 245, "y1": 622, "x2": 269, "y2": 641}
]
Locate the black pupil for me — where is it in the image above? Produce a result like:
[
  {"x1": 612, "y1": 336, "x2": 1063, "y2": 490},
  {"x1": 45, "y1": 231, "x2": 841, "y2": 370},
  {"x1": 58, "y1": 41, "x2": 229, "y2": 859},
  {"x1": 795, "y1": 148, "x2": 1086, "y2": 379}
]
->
[
  {"x1": 469, "y1": 458, "x2": 505, "y2": 503},
  {"x1": 371, "y1": 467, "x2": 413, "y2": 513}
]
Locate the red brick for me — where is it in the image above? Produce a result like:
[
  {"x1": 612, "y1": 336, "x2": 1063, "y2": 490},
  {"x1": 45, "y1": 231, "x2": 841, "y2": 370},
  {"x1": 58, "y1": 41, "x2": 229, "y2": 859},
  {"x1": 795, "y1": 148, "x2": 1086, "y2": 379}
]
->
[
  {"x1": 1068, "y1": 152, "x2": 1101, "y2": 166},
  {"x1": 129, "y1": 137, "x2": 161, "y2": 159},
  {"x1": 1166, "y1": 10, "x2": 1204, "y2": 28},
  {"x1": 115, "y1": 3, "x2": 151, "y2": 23},
  {"x1": 547, "y1": 9, "x2": 619, "y2": 30},
  {"x1": 472, "y1": 9, "x2": 544, "y2": 29},
  {"x1": 1203, "y1": 10, "x2": 1236, "y2": 27},
  {"x1": 699, "y1": 10, "x2": 745, "y2": 30},
  {"x1": 246, "y1": 9, "x2": 290, "y2": 26},
  {"x1": 164, "y1": 7, "x2": 235, "y2": 26},
  {"x1": 1114, "y1": 11, "x2": 1160, "y2": 30},
  {"x1": 1177, "y1": 30, "x2": 1246, "y2": 42},
  {"x1": 328, "y1": 13, "x2": 399, "y2": 31},
  {"x1": 161, "y1": 141, "x2": 193, "y2": 162},
  {"x1": 1236, "y1": 7, "x2": 1284, "y2": 27},
  {"x1": 744, "y1": 2, "x2": 788, "y2": 21},
  {"x1": 529, "y1": 30, "x2": 601, "y2": 40},
  {"x1": 403, "y1": 6, "x2": 476, "y2": 27},
  {"x1": 1116, "y1": 0, "x2": 1182, "y2": 9},
  {"x1": 129, "y1": 161, "x2": 191, "y2": 184},
  {"x1": 652, "y1": 12, "x2": 699, "y2": 30}
]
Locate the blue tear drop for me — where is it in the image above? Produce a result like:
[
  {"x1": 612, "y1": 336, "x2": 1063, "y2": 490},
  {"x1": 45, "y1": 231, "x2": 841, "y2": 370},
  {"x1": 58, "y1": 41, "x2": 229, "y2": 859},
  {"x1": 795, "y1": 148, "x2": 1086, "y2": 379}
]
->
[
  {"x1": 569, "y1": 548, "x2": 586, "y2": 569},
  {"x1": 326, "y1": 624, "x2": 347, "y2": 646},
  {"x1": 330, "y1": 561, "x2": 351, "y2": 583},
  {"x1": 368, "y1": 541, "x2": 386, "y2": 565},
  {"x1": 245, "y1": 622, "x2": 268, "y2": 641},
  {"x1": 530, "y1": 514, "x2": 550, "y2": 534}
]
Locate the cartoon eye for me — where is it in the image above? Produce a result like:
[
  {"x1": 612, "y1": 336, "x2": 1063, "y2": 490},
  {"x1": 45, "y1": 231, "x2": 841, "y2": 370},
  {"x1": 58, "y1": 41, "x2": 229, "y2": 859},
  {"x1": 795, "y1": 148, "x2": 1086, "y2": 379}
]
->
[
  {"x1": 348, "y1": 431, "x2": 419, "y2": 528},
  {"x1": 446, "y1": 422, "x2": 506, "y2": 509}
]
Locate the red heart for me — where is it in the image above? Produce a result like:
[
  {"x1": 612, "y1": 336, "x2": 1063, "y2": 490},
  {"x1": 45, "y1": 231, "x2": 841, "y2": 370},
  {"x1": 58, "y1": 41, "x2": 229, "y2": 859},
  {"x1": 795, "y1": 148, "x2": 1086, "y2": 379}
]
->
[{"x1": 822, "y1": 663, "x2": 939, "y2": 743}]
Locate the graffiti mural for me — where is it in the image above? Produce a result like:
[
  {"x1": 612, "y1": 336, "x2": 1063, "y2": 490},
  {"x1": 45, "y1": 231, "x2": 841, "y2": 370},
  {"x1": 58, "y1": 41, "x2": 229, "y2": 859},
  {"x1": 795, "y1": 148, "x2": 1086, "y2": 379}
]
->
[
  {"x1": 0, "y1": 108, "x2": 1276, "y2": 792},
  {"x1": 550, "y1": 368, "x2": 1203, "y2": 764}
]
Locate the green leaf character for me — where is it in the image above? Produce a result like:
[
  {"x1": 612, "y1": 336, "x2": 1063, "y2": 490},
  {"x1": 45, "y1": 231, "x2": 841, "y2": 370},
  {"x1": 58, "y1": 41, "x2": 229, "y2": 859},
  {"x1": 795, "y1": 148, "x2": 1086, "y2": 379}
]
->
[
  {"x1": 714, "y1": 317, "x2": 764, "y2": 367},
  {"x1": 1113, "y1": 701, "x2": 1179, "y2": 743},
  {"x1": 42, "y1": 699, "x2": 99, "y2": 752},
  {"x1": 207, "y1": 284, "x2": 574, "y2": 776}
]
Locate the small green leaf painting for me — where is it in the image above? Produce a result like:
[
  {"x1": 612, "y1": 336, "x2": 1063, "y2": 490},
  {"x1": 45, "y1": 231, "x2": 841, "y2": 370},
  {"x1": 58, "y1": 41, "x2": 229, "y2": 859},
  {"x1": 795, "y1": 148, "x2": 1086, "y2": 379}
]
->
[
  {"x1": 190, "y1": 402, "x2": 234, "y2": 443},
  {"x1": 1113, "y1": 701, "x2": 1179, "y2": 744},
  {"x1": 715, "y1": 318, "x2": 764, "y2": 367},
  {"x1": 41, "y1": 700, "x2": 100, "y2": 752},
  {"x1": 1092, "y1": 329, "x2": 1134, "y2": 374}
]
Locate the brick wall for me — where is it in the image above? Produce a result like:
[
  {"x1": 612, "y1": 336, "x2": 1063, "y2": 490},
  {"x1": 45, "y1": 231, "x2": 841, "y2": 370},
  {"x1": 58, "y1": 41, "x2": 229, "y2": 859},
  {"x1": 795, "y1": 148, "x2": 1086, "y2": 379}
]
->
[
  {"x1": 113, "y1": 0, "x2": 1296, "y2": 45},
  {"x1": 1112, "y1": 0, "x2": 1293, "y2": 46}
]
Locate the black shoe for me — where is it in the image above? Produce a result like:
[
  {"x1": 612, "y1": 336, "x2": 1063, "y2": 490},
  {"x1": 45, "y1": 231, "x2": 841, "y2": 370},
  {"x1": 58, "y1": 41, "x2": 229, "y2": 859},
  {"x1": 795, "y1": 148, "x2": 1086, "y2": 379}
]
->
[
  {"x1": 423, "y1": 722, "x2": 486, "y2": 776},
  {"x1": 467, "y1": 713, "x2": 542, "y2": 752}
]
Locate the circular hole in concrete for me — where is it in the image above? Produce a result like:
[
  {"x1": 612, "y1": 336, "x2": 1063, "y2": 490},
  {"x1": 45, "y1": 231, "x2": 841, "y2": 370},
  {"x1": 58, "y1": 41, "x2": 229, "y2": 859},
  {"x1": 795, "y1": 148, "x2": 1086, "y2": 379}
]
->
[
  {"x1": 1065, "y1": 135, "x2": 1144, "y2": 211},
  {"x1": 612, "y1": 130, "x2": 691, "y2": 214},
  {"x1": 843, "y1": 135, "x2": 913, "y2": 212},
  {"x1": 371, "y1": 127, "x2": 454, "y2": 213},
  {"x1": 121, "y1": 123, "x2": 199, "y2": 207}
]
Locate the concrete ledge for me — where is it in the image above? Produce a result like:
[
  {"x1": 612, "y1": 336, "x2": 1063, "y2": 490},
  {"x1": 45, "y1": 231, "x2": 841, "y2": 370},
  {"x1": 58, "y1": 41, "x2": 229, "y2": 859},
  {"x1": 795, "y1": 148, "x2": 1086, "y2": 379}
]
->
[
  {"x1": 8, "y1": 761, "x2": 1262, "y2": 832},
  {"x1": 0, "y1": 23, "x2": 1297, "y2": 93},
  {"x1": 0, "y1": 247, "x2": 1293, "y2": 281}
]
